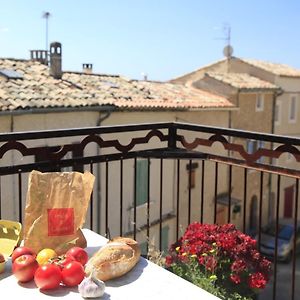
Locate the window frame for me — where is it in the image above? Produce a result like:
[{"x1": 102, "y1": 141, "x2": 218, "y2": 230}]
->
[
  {"x1": 135, "y1": 159, "x2": 149, "y2": 206},
  {"x1": 256, "y1": 94, "x2": 264, "y2": 112},
  {"x1": 289, "y1": 95, "x2": 297, "y2": 123}
]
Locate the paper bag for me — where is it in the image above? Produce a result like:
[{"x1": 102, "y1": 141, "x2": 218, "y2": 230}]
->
[{"x1": 23, "y1": 170, "x2": 95, "y2": 255}]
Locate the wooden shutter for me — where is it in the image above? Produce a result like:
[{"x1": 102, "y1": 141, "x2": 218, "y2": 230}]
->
[{"x1": 136, "y1": 159, "x2": 149, "y2": 206}]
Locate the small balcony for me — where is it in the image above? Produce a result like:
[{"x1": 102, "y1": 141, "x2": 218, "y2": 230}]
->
[{"x1": 0, "y1": 122, "x2": 299, "y2": 300}]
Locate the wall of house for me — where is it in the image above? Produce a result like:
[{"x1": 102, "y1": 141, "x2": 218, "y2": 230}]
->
[
  {"x1": 0, "y1": 115, "x2": 11, "y2": 132},
  {"x1": 230, "y1": 93, "x2": 274, "y2": 231},
  {"x1": 172, "y1": 58, "x2": 300, "y2": 228},
  {"x1": 232, "y1": 93, "x2": 273, "y2": 132},
  {"x1": 273, "y1": 76, "x2": 300, "y2": 137}
]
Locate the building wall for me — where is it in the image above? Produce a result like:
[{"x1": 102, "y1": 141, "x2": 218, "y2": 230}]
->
[{"x1": 173, "y1": 57, "x2": 300, "y2": 226}]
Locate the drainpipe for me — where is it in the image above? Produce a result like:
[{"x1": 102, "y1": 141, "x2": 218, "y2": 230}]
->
[
  {"x1": 268, "y1": 91, "x2": 278, "y2": 222},
  {"x1": 95, "y1": 110, "x2": 111, "y2": 233},
  {"x1": 10, "y1": 115, "x2": 17, "y2": 220}
]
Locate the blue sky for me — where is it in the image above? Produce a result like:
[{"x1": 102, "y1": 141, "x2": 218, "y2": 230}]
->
[{"x1": 0, "y1": 0, "x2": 299, "y2": 81}]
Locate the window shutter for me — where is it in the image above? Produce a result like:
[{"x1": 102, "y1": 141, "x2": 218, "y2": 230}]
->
[{"x1": 136, "y1": 159, "x2": 149, "y2": 206}]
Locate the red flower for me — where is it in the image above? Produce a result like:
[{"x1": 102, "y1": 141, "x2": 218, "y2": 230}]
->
[
  {"x1": 248, "y1": 272, "x2": 267, "y2": 289},
  {"x1": 204, "y1": 256, "x2": 218, "y2": 272},
  {"x1": 165, "y1": 255, "x2": 173, "y2": 267},
  {"x1": 230, "y1": 273, "x2": 241, "y2": 284},
  {"x1": 231, "y1": 259, "x2": 246, "y2": 273},
  {"x1": 166, "y1": 222, "x2": 271, "y2": 294}
]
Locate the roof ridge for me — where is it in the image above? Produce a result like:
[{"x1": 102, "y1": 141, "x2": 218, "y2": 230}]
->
[
  {"x1": 0, "y1": 58, "x2": 30, "y2": 62},
  {"x1": 169, "y1": 57, "x2": 227, "y2": 82},
  {"x1": 63, "y1": 70, "x2": 120, "y2": 78}
]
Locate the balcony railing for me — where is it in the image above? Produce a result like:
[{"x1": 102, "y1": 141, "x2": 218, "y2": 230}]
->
[{"x1": 0, "y1": 122, "x2": 299, "y2": 300}]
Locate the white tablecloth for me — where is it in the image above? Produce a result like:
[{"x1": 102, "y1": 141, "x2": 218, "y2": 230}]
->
[{"x1": 0, "y1": 229, "x2": 219, "y2": 299}]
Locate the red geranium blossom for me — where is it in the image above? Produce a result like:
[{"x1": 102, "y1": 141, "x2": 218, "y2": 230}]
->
[
  {"x1": 166, "y1": 222, "x2": 271, "y2": 297},
  {"x1": 248, "y1": 272, "x2": 267, "y2": 289},
  {"x1": 230, "y1": 273, "x2": 241, "y2": 284}
]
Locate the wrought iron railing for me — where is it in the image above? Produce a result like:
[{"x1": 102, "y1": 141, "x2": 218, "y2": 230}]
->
[{"x1": 0, "y1": 122, "x2": 299, "y2": 300}]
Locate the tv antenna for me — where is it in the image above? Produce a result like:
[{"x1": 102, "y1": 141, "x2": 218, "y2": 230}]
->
[
  {"x1": 42, "y1": 12, "x2": 51, "y2": 52},
  {"x1": 215, "y1": 23, "x2": 234, "y2": 58},
  {"x1": 222, "y1": 24, "x2": 233, "y2": 58}
]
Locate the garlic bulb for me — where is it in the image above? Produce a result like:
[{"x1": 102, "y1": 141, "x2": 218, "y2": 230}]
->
[{"x1": 78, "y1": 274, "x2": 105, "y2": 298}]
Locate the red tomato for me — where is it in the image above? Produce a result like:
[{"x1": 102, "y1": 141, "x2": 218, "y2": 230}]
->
[
  {"x1": 61, "y1": 261, "x2": 85, "y2": 287},
  {"x1": 12, "y1": 246, "x2": 36, "y2": 262},
  {"x1": 66, "y1": 247, "x2": 88, "y2": 266},
  {"x1": 12, "y1": 254, "x2": 39, "y2": 282},
  {"x1": 34, "y1": 263, "x2": 62, "y2": 290},
  {"x1": 50, "y1": 255, "x2": 75, "y2": 270}
]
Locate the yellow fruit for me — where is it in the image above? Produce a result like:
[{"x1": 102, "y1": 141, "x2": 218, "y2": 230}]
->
[{"x1": 36, "y1": 248, "x2": 57, "y2": 265}]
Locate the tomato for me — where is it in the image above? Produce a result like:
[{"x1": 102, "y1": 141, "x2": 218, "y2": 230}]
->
[
  {"x1": 12, "y1": 254, "x2": 39, "y2": 282},
  {"x1": 61, "y1": 261, "x2": 85, "y2": 287},
  {"x1": 34, "y1": 263, "x2": 62, "y2": 290},
  {"x1": 50, "y1": 255, "x2": 75, "y2": 270},
  {"x1": 66, "y1": 247, "x2": 88, "y2": 266},
  {"x1": 36, "y1": 248, "x2": 57, "y2": 265},
  {"x1": 12, "y1": 246, "x2": 36, "y2": 262}
]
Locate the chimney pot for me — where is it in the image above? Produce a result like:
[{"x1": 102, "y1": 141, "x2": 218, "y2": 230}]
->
[
  {"x1": 50, "y1": 42, "x2": 62, "y2": 79},
  {"x1": 82, "y1": 63, "x2": 93, "y2": 74},
  {"x1": 30, "y1": 50, "x2": 48, "y2": 65}
]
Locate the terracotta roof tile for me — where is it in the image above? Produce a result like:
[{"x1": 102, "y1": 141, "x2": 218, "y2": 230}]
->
[
  {"x1": 205, "y1": 72, "x2": 279, "y2": 90},
  {"x1": 0, "y1": 58, "x2": 234, "y2": 112},
  {"x1": 239, "y1": 58, "x2": 300, "y2": 77}
]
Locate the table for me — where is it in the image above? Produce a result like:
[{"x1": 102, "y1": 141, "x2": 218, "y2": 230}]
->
[{"x1": 0, "y1": 229, "x2": 219, "y2": 299}]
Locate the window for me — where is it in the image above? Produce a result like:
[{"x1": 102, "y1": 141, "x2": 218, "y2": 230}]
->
[
  {"x1": 135, "y1": 159, "x2": 149, "y2": 206},
  {"x1": 256, "y1": 94, "x2": 264, "y2": 111},
  {"x1": 274, "y1": 101, "x2": 281, "y2": 125},
  {"x1": 289, "y1": 95, "x2": 297, "y2": 123}
]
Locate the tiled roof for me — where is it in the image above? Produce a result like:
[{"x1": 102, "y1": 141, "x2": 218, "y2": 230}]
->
[
  {"x1": 239, "y1": 58, "x2": 300, "y2": 77},
  {"x1": 205, "y1": 72, "x2": 279, "y2": 90},
  {"x1": 0, "y1": 58, "x2": 234, "y2": 112}
]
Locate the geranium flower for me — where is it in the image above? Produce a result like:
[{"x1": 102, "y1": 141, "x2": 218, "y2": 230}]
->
[
  {"x1": 230, "y1": 273, "x2": 241, "y2": 284},
  {"x1": 166, "y1": 222, "x2": 271, "y2": 298},
  {"x1": 248, "y1": 272, "x2": 267, "y2": 289}
]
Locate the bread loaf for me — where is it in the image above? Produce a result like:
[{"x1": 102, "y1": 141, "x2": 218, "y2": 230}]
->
[{"x1": 85, "y1": 237, "x2": 141, "y2": 281}]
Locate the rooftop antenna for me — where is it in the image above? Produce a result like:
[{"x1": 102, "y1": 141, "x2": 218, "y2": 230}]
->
[
  {"x1": 42, "y1": 12, "x2": 51, "y2": 52},
  {"x1": 222, "y1": 23, "x2": 233, "y2": 59}
]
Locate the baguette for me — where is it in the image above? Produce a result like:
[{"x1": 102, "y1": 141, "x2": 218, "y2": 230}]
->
[{"x1": 85, "y1": 237, "x2": 141, "y2": 281}]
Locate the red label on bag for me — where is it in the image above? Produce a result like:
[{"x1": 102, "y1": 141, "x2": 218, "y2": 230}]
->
[{"x1": 47, "y1": 208, "x2": 75, "y2": 236}]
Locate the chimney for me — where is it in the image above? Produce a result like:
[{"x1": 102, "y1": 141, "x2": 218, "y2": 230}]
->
[
  {"x1": 30, "y1": 50, "x2": 48, "y2": 65},
  {"x1": 82, "y1": 63, "x2": 93, "y2": 74},
  {"x1": 50, "y1": 42, "x2": 62, "y2": 79}
]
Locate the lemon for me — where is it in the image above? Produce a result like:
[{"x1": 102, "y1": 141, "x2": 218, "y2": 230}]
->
[{"x1": 36, "y1": 248, "x2": 57, "y2": 265}]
